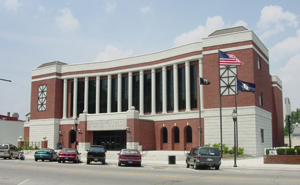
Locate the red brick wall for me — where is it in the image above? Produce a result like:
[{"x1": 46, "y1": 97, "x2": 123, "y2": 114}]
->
[
  {"x1": 138, "y1": 119, "x2": 155, "y2": 150},
  {"x1": 264, "y1": 155, "x2": 300, "y2": 164},
  {"x1": 24, "y1": 127, "x2": 30, "y2": 141},
  {"x1": 31, "y1": 78, "x2": 63, "y2": 120},
  {"x1": 271, "y1": 84, "x2": 284, "y2": 147}
]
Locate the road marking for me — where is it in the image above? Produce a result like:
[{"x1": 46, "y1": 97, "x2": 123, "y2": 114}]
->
[
  {"x1": 1, "y1": 163, "x2": 300, "y2": 182},
  {"x1": 18, "y1": 179, "x2": 29, "y2": 185}
]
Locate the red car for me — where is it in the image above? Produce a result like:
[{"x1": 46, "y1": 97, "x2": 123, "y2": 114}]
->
[
  {"x1": 58, "y1": 148, "x2": 81, "y2": 163},
  {"x1": 118, "y1": 149, "x2": 142, "y2": 167}
]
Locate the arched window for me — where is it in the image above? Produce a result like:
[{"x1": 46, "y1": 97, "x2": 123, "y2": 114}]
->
[
  {"x1": 186, "y1": 126, "x2": 192, "y2": 143},
  {"x1": 70, "y1": 130, "x2": 76, "y2": 143},
  {"x1": 163, "y1": 127, "x2": 168, "y2": 143},
  {"x1": 174, "y1": 127, "x2": 179, "y2": 143}
]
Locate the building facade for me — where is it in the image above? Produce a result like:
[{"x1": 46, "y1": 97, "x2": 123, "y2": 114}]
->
[
  {"x1": 0, "y1": 112, "x2": 24, "y2": 146},
  {"x1": 25, "y1": 26, "x2": 284, "y2": 157}
]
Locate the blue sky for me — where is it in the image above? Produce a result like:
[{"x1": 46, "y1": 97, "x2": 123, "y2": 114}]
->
[{"x1": 1, "y1": 0, "x2": 300, "y2": 120}]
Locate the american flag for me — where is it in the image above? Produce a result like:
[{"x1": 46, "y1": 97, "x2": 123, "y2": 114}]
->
[{"x1": 219, "y1": 50, "x2": 243, "y2": 66}]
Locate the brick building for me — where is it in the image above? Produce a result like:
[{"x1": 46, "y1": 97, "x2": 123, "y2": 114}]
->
[{"x1": 25, "y1": 26, "x2": 284, "y2": 157}]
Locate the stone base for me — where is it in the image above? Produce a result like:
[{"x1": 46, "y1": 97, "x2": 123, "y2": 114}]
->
[{"x1": 264, "y1": 155, "x2": 300, "y2": 164}]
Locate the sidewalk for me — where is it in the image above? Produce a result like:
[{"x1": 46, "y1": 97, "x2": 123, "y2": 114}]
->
[{"x1": 23, "y1": 150, "x2": 300, "y2": 170}]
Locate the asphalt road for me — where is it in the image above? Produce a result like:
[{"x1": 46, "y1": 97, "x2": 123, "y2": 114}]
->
[{"x1": 0, "y1": 159, "x2": 300, "y2": 185}]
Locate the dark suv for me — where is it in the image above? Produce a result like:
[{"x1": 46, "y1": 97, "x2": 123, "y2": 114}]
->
[
  {"x1": 86, "y1": 145, "x2": 106, "y2": 165},
  {"x1": 186, "y1": 146, "x2": 221, "y2": 170}
]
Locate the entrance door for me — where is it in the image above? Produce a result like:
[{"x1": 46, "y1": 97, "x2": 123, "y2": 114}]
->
[{"x1": 93, "y1": 130, "x2": 126, "y2": 150}]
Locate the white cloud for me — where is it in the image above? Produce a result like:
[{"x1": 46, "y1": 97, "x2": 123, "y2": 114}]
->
[
  {"x1": 233, "y1": 20, "x2": 247, "y2": 28},
  {"x1": 279, "y1": 54, "x2": 300, "y2": 111},
  {"x1": 270, "y1": 29, "x2": 300, "y2": 63},
  {"x1": 37, "y1": 5, "x2": 45, "y2": 13},
  {"x1": 257, "y1": 5, "x2": 298, "y2": 39},
  {"x1": 3, "y1": 0, "x2": 21, "y2": 11},
  {"x1": 104, "y1": 1, "x2": 116, "y2": 12},
  {"x1": 140, "y1": 6, "x2": 152, "y2": 14},
  {"x1": 55, "y1": 8, "x2": 80, "y2": 31},
  {"x1": 94, "y1": 45, "x2": 133, "y2": 62},
  {"x1": 174, "y1": 16, "x2": 225, "y2": 46}
]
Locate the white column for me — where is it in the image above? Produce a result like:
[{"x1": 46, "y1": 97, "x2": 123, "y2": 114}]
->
[
  {"x1": 118, "y1": 73, "x2": 122, "y2": 112},
  {"x1": 151, "y1": 68, "x2": 156, "y2": 115},
  {"x1": 84, "y1": 77, "x2": 89, "y2": 113},
  {"x1": 139, "y1": 70, "x2": 144, "y2": 115},
  {"x1": 162, "y1": 66, "x2": 167, "y2": 114},
  {"x1": 199, "y1": 58, "x2": 204, "y2": 110},
  {"x1": 73, "y1": 77, "x2": 78, "y2": 118},
  {"x1": 63, "y1": 79, "x2": 67, "y2": 118},
  {"x1": 173, "y1": 64, "x2": 179, "y2": 113},
  {"x1": 96, "y1": 76, "x2": 100, "y2": 114},
  {"x1": 128, "y1": 72, "x2": 133, "y2": 110},
  {"x1": 107, "y1": 74, "x2": 112, "y2": 113},
  {"x1": 185, "y1": 61, "x2": 191, "y2": 111}
]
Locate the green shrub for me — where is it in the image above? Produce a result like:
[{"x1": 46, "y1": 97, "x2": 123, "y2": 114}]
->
[
  {"x1": 277, "y1": 149, "x2": 285, "y2": 155},
  {"x1": 18, "y1": 146, "x2": 23, "y2": 151},
  {"x1": 205, "y1": 143, "x2": 211, "y2": 147},
  {"x1": 286, "y1": 148, "x2": 296, "y2": 155},
  {"x1": 28, "y1": 146, "x2": 33, "y2": 150},
  {"x1": 266, "y1": 149, "x2": 270, "y2": 155},
  {"x1": 223, "y1": 146, "x2": 229, "y2": 153},
  {"x1": 228, "y1": 147, "x2": 234, "y2": 154},
  {"x1": 238, "y1": 147, "x2": 244, "y2": 155},
  {"x1": 212, "y1": 143, "x2": 220, "y2": 151},
  {"x1": 296, "y1": 148, "x2": 300, "y2": 155},
  {"x1": 34, "y1": 146, "x2": 39, "y2": 150}
]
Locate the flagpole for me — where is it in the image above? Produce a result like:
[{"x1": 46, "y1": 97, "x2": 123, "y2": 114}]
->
[
  {"x1": 218, "y1": 49, "x2": 223, "y2": 157},
  {"x1": 235, "y1": 74, "x2": 238, "y2": 157}
]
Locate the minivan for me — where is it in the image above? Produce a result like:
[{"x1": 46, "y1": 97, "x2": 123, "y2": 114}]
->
[{"x1": 0, "y1": 144, "x2": 19, "y2": 159}]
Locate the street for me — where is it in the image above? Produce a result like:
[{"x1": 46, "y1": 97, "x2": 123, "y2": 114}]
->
[{"x1": 0, "y1": 159, "x2": 300, "y2": 185}]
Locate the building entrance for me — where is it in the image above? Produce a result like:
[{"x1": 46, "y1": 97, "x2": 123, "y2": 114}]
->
[{"x1": 93, "y1": 130, "x2": 126, "y2": 150}]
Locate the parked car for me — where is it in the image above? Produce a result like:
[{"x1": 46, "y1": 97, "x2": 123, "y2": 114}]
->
[
  {"x1": 86, "y1": 145, "x2": 106, "y2": 165},
  {"x1": 186, "y1": 146, "x2": 221, "y2": 170},
  {"x1": 34, "y1": 148, "x2": 58, "y2": 162},
  {"x1": 0, "y1": 144, "x2": 19, "y2": 159},
  {"x1": 58, "y1": 148, "x2": 81, "y2": 163},
  {"x1": 118, "y1": 149, "x2": 142, "y2": 167}
]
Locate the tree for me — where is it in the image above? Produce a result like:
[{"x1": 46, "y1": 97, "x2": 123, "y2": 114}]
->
[{"x1": 284, "y1": 109, "x2": 300, "y2": 136}]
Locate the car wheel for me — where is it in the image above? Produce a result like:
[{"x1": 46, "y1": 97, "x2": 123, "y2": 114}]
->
[
  {"x1": 194, "y1": 161, "x2": 198, "y2": 170},
  {"x1": 118, "y1": 162, "x2": 121, "y2": 166},
  {"x1": 49, "y1": 157, "x2": 52, "y2": 161},
  {"x1": 138, "y1": 163, "x2": 141, "y2": 167},
  {"x1": 35, "y1": 158, "x2": 38, "y2": 162},
  {"x1": 4, "y1": 158, "x2": 6, "y2": 159},
  {"x1": 87, "y1": 160, "x2": 90, "y2": 164},
  {"x1": 58, "y1": 160, "x2": 61, "y2": 163},
  {"x1": 42, "y1": 159, "x2": 44, "y2": 162},
  {"x1": 102, "y1": 161, "x2": 105, "y2": 165},
  {"x1": 9, "y1": 153, "x2": 12, "y2": 159},
  {"x1": 186, "y1": 161, "x2": 190, "y2": 168},
  {"x1": 62, "y1": 161, "x2": 65, "y2": 163},
  {"x1": 215, "y1": 166, "x2": 220, "y2": 170}
]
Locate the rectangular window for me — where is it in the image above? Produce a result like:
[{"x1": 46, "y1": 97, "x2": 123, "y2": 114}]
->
[
  {"x1": 261, "y1": 129, "x2": 264, "y2": 143},
  {"x1": 111, "y1": 78, "x2": 118, "y2": 112},
  {"x1": 121, "y1": 76, "x2": 128, "y2": 111},
  {"x1": 38, "y1": 84, "x2": 47, "y2": 111},
  {"x1": 77, "y1": 81, "x2": 85, "y2": 117},
  {"x1": 88, "y1": 80, "x2": 96, "y2": 114},
  {"x1": 132, "y1": 75, "x2": 139, "y2": 111},
  {"x1": 167, "y1": 69, "x2": 174, "y2": 111},
  {"x1": 178, "y1": 67, "x2": 186, "y2": 110},
  {"x1": 156, "y1": 72, "x2": 162, "y2": 112},
  {"x1": 258, "y1": 56, "x2": 261, "y2": 70},
  {"x1": 190, "y1": 64, "x2": 197, "y2": 109},
  {"x1": 259, "y1": 92, "x2": 263, "y2": 106},
  {"x1": 144, "y1": 73, "x2": 151, "y2": 113},
  {"x1": 100, "y1": 79, "x2": 108, "y2": 113}
]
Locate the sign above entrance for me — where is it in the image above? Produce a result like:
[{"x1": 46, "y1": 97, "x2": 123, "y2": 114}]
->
[{"x1": 87, "y1": 120, "x2": 127, "y2": 131}]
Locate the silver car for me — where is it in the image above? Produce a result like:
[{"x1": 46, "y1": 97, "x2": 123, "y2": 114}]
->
[{"x1": 0, "y1": 144, "x2": 19, "y2": 159}]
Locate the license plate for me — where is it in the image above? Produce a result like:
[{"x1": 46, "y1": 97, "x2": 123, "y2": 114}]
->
[
  {"x1": 65, "y1": 157, "x2": 69, "y2": 159},
  {"x1": 128, "y1": 161, "x2": 132, "y2": 163},
  {"x1": 207, "y1": 158, "x2": 213, "y2": 161},
  {"x1": 94, "y1": 158, "x2": 98, "y2": 161}
]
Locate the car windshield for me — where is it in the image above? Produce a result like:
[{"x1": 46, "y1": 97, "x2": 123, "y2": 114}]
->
[
  {"x1": 39, "y1": 149, "x2": 51, "y2": 152},
  {"x1": 200, "y1": 148, "x2": 220, "y2": 156},
  {"x1": 61, "y1": 149, "x2": 76, "y2": 152},
  {"x1": 0, "y1": 145, "x2": 8, "y2": 149},
  {"x1": 121, "y1": 150, "x2": 140, "y2": 154},
  {"x1": 89, "y1": 147, "x2": 105, "y2": 152}
]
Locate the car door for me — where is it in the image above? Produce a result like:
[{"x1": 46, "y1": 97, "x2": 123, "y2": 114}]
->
[
  {"x1": 187, "y1": 148, "x2": 194, "y2": 164},
  {"x1": 192, "y1": 147, "x2": 199, "y2": 162}
]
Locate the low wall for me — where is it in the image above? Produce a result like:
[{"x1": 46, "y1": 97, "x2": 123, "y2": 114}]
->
[{"x1": 264, "y1": 155, "x2": 300, "y2": 164}]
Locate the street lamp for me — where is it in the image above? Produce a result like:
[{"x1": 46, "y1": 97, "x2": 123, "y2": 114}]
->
[
  {"x1": 232, "y1": 109, "x2": 237, "y2": 167},
  {"x1": 74, "y1": 118, "x2": 78, "y2": 150}
]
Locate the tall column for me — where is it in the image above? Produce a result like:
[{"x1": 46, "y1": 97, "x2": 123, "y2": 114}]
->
[
  {"x1": 162, "y1": 66, "x2": 167, "y2": 114},
  {"x1": 173, "y1": 64, "x2": 179, "y2": 113},
  {"x1": 128, "y1": 72, "x2": 133, "y2": 110},
  {"x1": 151, "y1": 68, "x2": 156, "y2": 115},
  {"x1": 96, "y1": 76, "x2": 100, "y2": 114},
  {"x1": 117, "y1": 73, "x2": 122, "y2": 112},
  {"x1": 107, "y1": 74, "x2": 112, "y2": 113},
  {"x1": 199, "y1": 58, "x2": 204, "y2": 110},
  {"x1": 139, "y1": 70, "x2": 144, "y2": 115},
  {"x1": 185, "y1": 61, "x2": 191, "y2": 111},
  {"x1": 63, "y1": 79, "x2": 67, "y2": 118},
  {"x1": 73, "y1": 77, "x2": 78, "y2": 118},
  {"x1": 84, "y1": 77, "x2": 89, "y2": 113}
]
